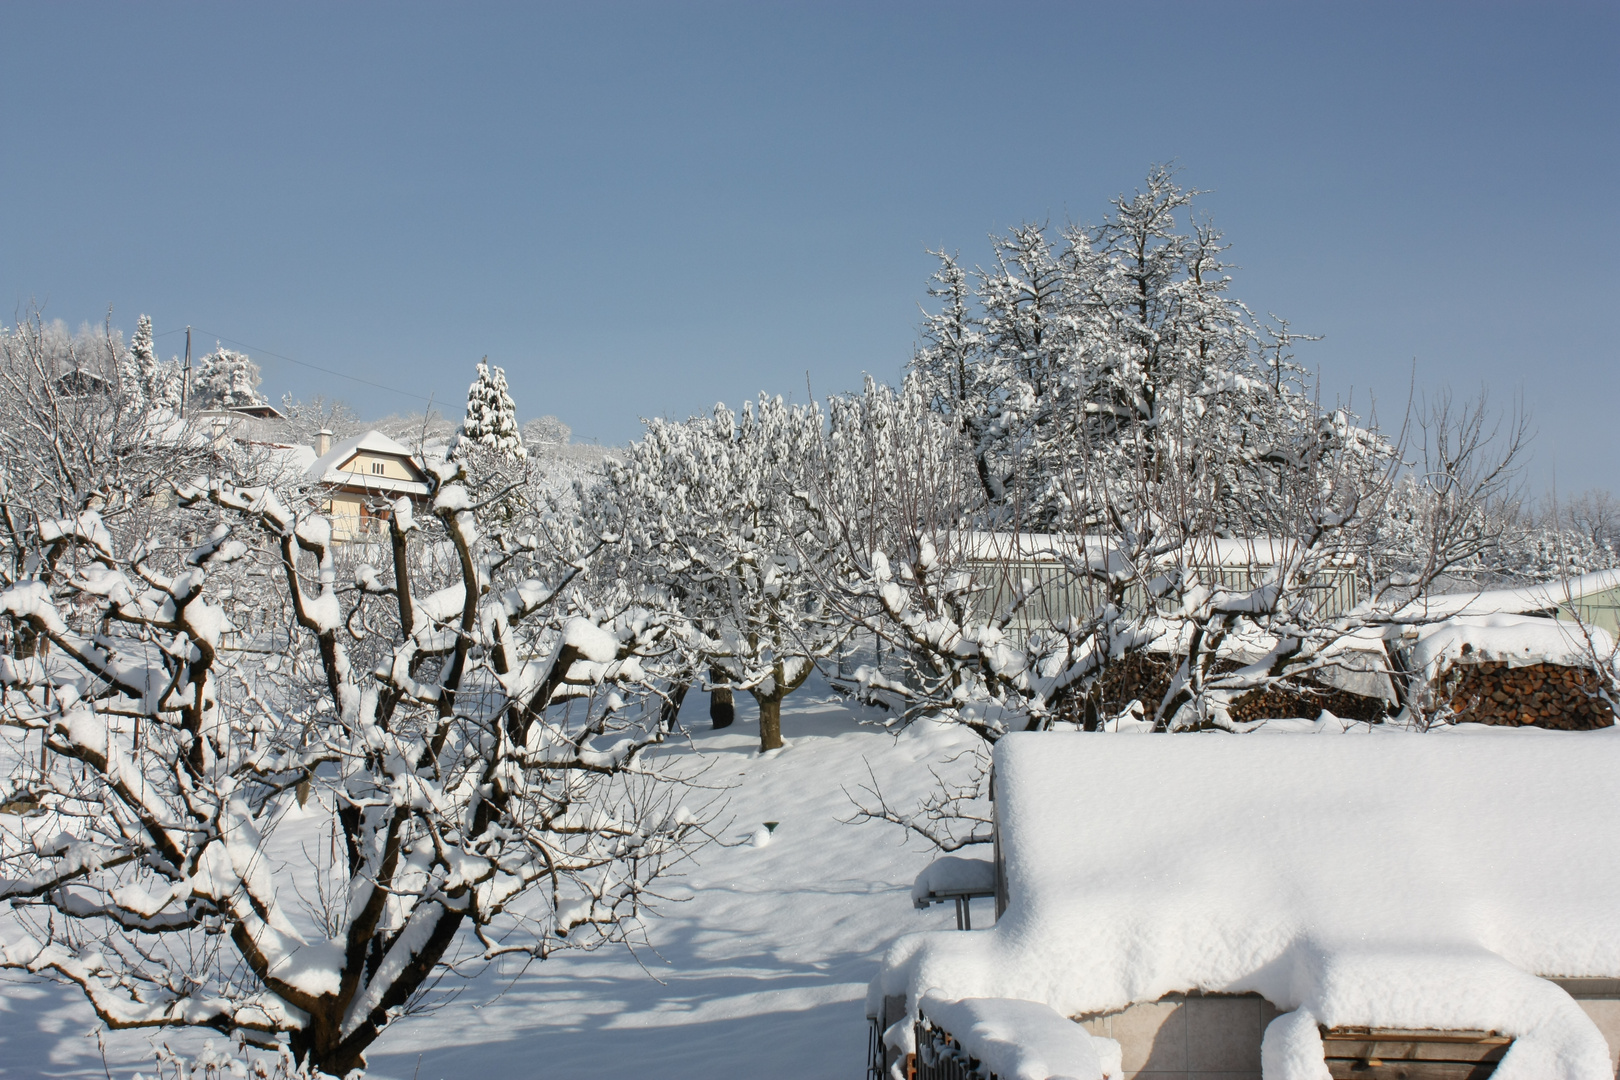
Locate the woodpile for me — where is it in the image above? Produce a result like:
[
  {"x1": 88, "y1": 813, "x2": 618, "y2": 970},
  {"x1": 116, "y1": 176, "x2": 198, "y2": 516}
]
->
[
  {"x1": 1229, "y1": 682, "x2": 1388, "y2": 724},
  {"x1": 1440, "y1": 660, "x2": 1614, "y2": 730},
  {"x1": 1053, "y1": 651, "x2": 1390, "y2": 727},
  {"x1": 1051, "y1": 652, "x2": 1176, "y2": 728}
]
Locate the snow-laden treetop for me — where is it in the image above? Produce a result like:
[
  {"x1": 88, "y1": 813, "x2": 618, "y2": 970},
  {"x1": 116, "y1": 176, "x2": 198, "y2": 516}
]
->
[{"x1": 877, "y1": 731, "x2": 1620, "y2": 1079}]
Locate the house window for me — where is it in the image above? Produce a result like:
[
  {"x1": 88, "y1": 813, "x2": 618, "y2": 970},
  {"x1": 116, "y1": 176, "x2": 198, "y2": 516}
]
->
[
  {"x1": 372, "y1": 462, "x2": 385, "y2": 475},
  {"x1": 358, "y1": 502, "x2": 391, "y2": 534}
]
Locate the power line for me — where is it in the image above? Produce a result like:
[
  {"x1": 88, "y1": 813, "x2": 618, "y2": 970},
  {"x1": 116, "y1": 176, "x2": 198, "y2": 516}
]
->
[{"x1": 183, "y1": 326, "x2": 441, "y2": 406}]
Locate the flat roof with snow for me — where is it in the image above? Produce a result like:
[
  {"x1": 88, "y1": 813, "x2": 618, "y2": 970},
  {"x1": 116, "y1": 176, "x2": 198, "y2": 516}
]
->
[{"x1": 877, "y1": 731, "x2": 1620, "y2": 1077}]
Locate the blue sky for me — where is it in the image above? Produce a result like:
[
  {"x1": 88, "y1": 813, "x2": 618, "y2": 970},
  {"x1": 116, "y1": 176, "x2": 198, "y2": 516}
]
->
[{"x1": 3, "y1": 2, "x2": 1615, "y2": 491}]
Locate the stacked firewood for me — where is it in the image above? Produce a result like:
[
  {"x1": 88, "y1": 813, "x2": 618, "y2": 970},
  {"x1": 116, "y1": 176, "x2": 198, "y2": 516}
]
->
[
  {"x1": 1229, "y1": 682, "x2": 1389, "y2": 724},
  {"x1": 1441, "y1": 660, "x2": 1614, "y2": 730},
  {"x1": 1050, "y1": 652, "x2": 1176, "y2": 727},
  {"x1": 1052, "y1": 651, "x2": 1389, "y2": 726}
]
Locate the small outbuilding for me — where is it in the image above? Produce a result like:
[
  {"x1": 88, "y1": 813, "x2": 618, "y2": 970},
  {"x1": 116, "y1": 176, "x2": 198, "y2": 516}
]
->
[{"x1": 871, "y1": 732, "x2": 1620, "y2": 1079}]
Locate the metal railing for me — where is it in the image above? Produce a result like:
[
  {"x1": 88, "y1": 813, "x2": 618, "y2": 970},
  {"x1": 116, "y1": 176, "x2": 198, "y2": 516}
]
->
[
  {"x1": 866, "y1": 1015, "x2": 884, "y2": 1080},
  {"x1": 914, "y1": 1016, "x2": 996, "y2": 1080}
]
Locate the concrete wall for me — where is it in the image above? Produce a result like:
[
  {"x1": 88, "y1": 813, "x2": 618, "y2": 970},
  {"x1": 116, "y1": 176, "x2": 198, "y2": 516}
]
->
[
  {"x1": 1076, "y1": 992, "x2": 1276, "y2": 1080},
  {"x1": 324, "y1": 492, "x2": 366, "y2": 541},
  {"x1": 1075, "y1": 984, "x2": 1620, "y2": 1080},
  {"x1": 1554, "y1": 978, "x2": 1620, "y2": 1077}
]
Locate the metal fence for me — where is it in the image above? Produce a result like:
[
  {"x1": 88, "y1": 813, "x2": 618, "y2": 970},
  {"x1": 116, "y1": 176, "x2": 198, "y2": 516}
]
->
[
  {"x1": 865, "y1": 1016, "x2": 884, "y2": 1080},
  {"x1": 967, "y1": 558, "x2": 1364, "y2": 640}
]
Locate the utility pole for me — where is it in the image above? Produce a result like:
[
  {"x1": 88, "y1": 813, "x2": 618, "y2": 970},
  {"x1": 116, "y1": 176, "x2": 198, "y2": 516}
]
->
[{"x1": 180, "y1": 326, "x2": 192, "y2": 418}]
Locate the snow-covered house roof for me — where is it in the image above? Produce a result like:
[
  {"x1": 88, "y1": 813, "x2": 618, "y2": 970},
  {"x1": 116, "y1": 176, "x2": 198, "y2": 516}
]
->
[
  {"x1": 304, "y1": 430, "x2": 431, "y2": 497},
  {"x1": 239, "y1": 441, "x2": 320, "y2": 486},
  {"x1": 875, "y1": 732, "x2": 1620, "y2": 1078}
]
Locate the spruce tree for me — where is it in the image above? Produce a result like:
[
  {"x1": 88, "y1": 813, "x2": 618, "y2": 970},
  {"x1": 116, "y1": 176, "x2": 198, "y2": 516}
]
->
[{"x1": 459, "y1": 357, "x2": 526, "y2": 461}]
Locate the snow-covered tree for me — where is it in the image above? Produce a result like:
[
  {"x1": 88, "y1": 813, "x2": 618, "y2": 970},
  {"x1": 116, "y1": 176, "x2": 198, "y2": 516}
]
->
[
  {"x1": 114, "y1": 314, "x2": 176, "y2": 411},
  {"x1": 828, "y1": 356, "x2": 1529, "y2": 846},
  {"x1": 912, "y1": 166, "x2": 1319, "y2": 530},
  {"x1": 372, "y1": 409, "x2": 458, "y2": 453},
  {"x1": 458, "y1": 359, "x2": 526, "y2": 461},
  {"x1": 0, "y1": 349, "x2": 703, "y2": 1075},
  {"x1": 276, "y1": 394, "x2": 364, "y2": 447},
  {"x1": 1560, "y1": 490, "x2": 1620, "y2": 557},
  {"x1": 600, "y1": 395, "x2": 850, "y2": 751},
  {"x1": 1490, "y1": 487, "x2": 1620, "y2": 584},
  {"x1": 114, "y1": 318, "x2": 147, "y2": 406},
  {"x1": 191, "y1": 345, "x2": 266, "y2": 410},
  {"x1": 523, "y1": 415, "x2": 571, "y2": 447}
]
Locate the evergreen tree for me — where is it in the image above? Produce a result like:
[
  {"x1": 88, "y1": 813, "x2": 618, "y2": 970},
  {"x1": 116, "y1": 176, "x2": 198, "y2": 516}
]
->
[
  {"x1": 115, "y1": 316, "x2": 148, "y2": 406},
  {"x1": 126, "y1": 314, "x2": 184, "y2": 409},
  {"x1": 191, "y1": 345, "x2": 265, "y2": 410},
  {"x1": 458, "y1": 357, "x2": 527, "y2": 460}
]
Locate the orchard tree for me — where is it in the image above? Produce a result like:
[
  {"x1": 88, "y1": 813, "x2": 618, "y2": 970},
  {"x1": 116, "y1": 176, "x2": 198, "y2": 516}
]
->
[
  {"x1": 276, "y1": 395, "x2": 365, "y2": 448},
  {"x1": 523, "y1": 415, "x2": 572, "y2": 447},
  {"x1": 601, "y1": 395, "x2": 850, "y2": 751},
  {"x1": 0, "y1": 327, "x2": 703, "y2": 1075},
  {"x1": 824, "y1": 378, "x2": 1531, "y2": 844}
]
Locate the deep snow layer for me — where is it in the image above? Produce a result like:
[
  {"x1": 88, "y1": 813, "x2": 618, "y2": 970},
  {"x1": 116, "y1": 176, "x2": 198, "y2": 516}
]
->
[{"x1": 0, "y1": 681, "x2": 976, "y2": 1079}]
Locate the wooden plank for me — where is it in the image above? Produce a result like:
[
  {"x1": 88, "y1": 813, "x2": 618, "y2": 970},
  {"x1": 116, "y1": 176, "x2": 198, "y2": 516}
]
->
[
  {"x1": 1326, "y1": 1061, "x2": 1497, "y2": 1079},
  {"x1": 1324, "y1": 1028, "x2": 1508, "y2": 1044},
  {"x1": 1323, "y1": 1038, "x2": 1508, "y2": 1063},
  {"x1": 1322, "y1": 1026, "x2": 1510, "y2": 1075}
]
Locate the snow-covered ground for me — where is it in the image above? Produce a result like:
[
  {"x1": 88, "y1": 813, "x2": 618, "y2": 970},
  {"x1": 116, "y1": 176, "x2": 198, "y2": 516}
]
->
[{"x1": 0, "y1": 678, "x2": 976, "y2": 1079}]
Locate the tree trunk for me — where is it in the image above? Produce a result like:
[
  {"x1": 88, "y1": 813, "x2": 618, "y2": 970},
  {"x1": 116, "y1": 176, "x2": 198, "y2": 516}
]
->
[
  {"x1": 660, "y1": 680, "x2": 690, "y2": 733},
  {"x1": 755, "y1": 690, "x2": 783, "y2": 752},
  {"x1": 710, "y1": 678, "x2": 734, "y2": 730}
]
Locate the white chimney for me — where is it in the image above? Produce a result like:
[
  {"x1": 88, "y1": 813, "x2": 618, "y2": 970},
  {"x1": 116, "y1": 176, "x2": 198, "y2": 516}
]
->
[{"x1": 316, "y1": 428, "x2": 333, "y2": 456}]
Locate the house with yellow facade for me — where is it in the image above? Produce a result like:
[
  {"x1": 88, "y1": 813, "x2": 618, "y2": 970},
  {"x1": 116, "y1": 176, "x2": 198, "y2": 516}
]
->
[{"x1": 305, "y1": 429, "x2": 432, "y2": 540}]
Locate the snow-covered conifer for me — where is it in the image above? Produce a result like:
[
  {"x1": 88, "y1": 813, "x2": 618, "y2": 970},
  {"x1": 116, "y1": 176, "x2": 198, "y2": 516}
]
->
[
  {"x1": 128, "y1": 315, "x2": 184, "y2": 409},
  {"x1": 114, "y1": 315, "x2": 148, "y2": 405},
  {"x1": 191, "y1": 345, "x2": 265, "y2": 410},
  {"x1": 458, "y1": 357, "x2": 526, "y2": 461}
]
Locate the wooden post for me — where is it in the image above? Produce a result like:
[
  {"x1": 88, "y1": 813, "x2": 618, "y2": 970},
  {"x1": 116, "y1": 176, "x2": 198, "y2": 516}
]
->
[{"x1": 180, "y1": 326, "x2": 192, "y2": 418}]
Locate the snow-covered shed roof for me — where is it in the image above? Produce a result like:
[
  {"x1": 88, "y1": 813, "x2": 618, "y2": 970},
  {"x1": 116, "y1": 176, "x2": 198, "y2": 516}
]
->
[
  {"x1": 1408, "y1": 613, "x2": 1618, "y2": 681},
  {"x1": 1391, "y1": 569, "x2": 1620, "y2": 622},
  {"x1": 876, "y1": 732, "x2": 1620, "y2": 1077},
  {"x1": 304, "y1": 430, "x2": 430, "y2": 496}
]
